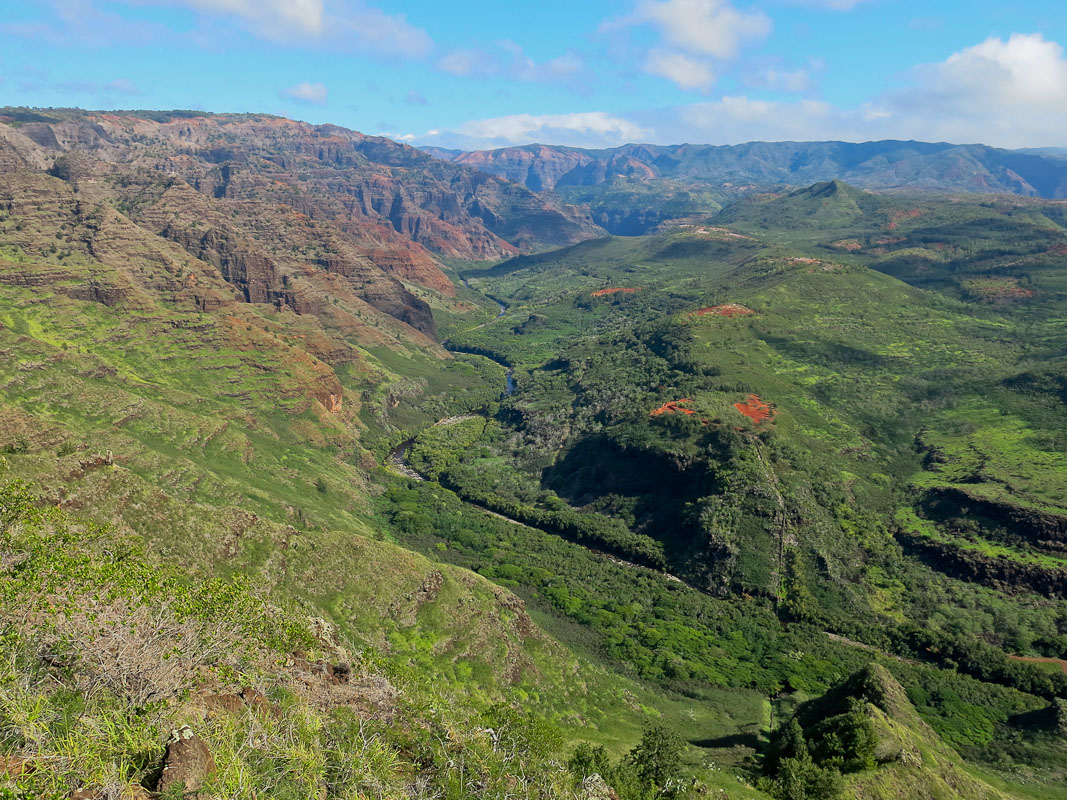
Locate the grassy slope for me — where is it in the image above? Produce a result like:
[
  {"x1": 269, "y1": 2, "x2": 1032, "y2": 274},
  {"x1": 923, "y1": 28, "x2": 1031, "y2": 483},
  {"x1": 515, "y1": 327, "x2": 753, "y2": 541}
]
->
[{"x1": 0, "y1": 477, "x2": 597, "y2": 800}]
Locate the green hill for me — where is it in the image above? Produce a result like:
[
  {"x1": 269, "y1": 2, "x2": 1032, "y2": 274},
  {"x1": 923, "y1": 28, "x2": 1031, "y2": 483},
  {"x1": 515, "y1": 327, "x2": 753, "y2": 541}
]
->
[{"x1": 764, "y1": 664, "x2": 1015, "y2": 800}]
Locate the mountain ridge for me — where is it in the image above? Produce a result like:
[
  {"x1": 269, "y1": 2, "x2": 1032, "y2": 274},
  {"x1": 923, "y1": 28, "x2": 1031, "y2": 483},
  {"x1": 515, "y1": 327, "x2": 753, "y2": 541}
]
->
[{"x1": 423, "y1": 138, "x2": 1067, "y2": 197}]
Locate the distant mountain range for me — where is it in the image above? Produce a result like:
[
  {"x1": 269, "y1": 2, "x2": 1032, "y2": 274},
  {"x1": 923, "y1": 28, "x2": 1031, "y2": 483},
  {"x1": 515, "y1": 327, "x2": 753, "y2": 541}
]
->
[
  {"x1": 424, "y1": 139, "x2": 1067, "y2": 196},
  {"x1": 424, "y1": 139, "x2": 1067, "y2": 235}
]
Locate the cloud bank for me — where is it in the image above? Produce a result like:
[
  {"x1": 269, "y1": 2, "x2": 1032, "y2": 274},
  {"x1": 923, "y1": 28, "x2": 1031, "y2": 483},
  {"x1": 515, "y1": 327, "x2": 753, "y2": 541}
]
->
[{"x1": 408, "y1": 34, "x2": 1067, "y2": 151}]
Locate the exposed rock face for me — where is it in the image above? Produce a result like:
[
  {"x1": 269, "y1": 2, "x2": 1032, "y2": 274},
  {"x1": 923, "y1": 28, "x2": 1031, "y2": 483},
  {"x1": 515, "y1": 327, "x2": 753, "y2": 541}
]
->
[
  {"x1": 157, "y1": 726, "x2": 215, "y2": 795},
  {"x1": 0, "y1": 109, "x2": 605, "y2": 339},
  {"x1": 920, "y1": 486, "x2": 1067, "y2": 554},
  {"x1": 449, "y1": 144, "x2": 654, "y2": 192},
  {"x1": 896, "y1": 527, "x2": 1067, "y2": 598},
  {"x1": 580, "y1": 774, "x2": 620, "y2": 800}
]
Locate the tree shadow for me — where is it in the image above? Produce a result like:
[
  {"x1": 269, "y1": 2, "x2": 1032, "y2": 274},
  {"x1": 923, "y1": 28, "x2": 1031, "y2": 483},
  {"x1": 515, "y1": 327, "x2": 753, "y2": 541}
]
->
[{"x1": 691, "y1": 732, "x2": 762, "y2": 750}]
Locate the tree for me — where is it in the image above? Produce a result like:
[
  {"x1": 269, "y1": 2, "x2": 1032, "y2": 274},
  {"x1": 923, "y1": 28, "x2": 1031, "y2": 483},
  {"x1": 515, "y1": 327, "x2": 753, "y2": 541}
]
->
[
  {"x1": 628, "y1": 723, "x2": 684, "y2": 789},
  {"x1": 569, "y1": 742, "x2": 612, "y2": 780}
]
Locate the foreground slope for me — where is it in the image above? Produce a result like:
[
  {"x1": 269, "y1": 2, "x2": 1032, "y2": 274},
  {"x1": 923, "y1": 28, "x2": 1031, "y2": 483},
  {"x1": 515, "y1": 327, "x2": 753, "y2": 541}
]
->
[{"x1": 0, "y1": 477, "x2": 588, "y2": 799}]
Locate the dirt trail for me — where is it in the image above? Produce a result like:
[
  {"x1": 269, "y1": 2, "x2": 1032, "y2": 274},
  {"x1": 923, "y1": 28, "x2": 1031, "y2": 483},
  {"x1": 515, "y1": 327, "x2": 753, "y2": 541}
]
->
[{"x1": 751, "y1": 439, "x2": 792, "y2": 610}]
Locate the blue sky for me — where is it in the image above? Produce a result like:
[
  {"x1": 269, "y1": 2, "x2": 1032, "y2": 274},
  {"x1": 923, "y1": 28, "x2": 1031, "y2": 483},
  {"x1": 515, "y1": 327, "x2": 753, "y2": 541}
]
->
[{"x1": 2, "y1": 0, "x2": 1066, "y2": 149}]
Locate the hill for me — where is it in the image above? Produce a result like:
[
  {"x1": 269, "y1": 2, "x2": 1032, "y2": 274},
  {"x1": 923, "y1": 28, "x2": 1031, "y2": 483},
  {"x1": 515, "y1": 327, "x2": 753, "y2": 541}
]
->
[
  {"x1": 429, "y1": 139, "x2": 1067, "y2": 197},
  {"x1": 440, "y1": 198, "x2": 1067, "y2": 793},
  {"x1": 764, "y1": 664, "x2": 1016, "y2": 800},
  {"x1": 0, "y1": 107, "x2": 604, "y2": 271}
]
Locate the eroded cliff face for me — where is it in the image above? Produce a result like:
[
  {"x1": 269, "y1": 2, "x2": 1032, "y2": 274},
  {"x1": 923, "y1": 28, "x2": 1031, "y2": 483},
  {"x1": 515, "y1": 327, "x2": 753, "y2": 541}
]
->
[
  {"x1": 0, "y1": 111, "x2": 608, "y2": 339},
  {"x1": 451, "y1": 145, "x2": 656, "y2": 192},
  {"x1": 0, "y1": 125, "x2": 447, "y2": 421},
  {"x1": 5, "y1": 111, "x2": 601, "y2": 251}
]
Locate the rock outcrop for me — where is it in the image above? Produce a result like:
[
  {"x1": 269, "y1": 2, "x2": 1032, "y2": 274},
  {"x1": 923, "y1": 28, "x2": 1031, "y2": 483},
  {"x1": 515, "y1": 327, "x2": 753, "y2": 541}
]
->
[{"x1": 157, "y1": 726, "x2": 215, "y2": 795}]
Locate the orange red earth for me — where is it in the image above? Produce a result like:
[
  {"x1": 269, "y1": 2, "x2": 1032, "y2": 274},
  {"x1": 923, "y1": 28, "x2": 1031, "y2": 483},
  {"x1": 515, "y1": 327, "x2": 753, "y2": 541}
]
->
[
  {"x1": 591, "y1": 287, "x2": 639, "y2": 297},
  {"x1": 886, "y1": 208, "x2": 922, "y2": 230},
  {"x1": 650, "y1": 398, "x2": 697, "y2": 416},
  {"x1": 734, "y1": 394, "x2": 775, "y2": 424},
  {"x1": 649, "y1": 394, "x2": 777, "y2": 426}
]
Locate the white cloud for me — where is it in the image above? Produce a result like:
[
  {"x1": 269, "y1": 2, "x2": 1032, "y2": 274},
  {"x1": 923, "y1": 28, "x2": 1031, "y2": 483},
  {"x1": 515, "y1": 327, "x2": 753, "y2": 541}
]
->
[
  {"x1": 437, "y1": 49, "x2": 493, "y2": 76},
  {"x1": 630, "y1": 33, "x2": 1067, "y2": 148},
  {"x1": 667, "y1": 96, "x2": 847, "y2": 142},
  {"x1": 1, "y1": 0, "x2": 166, "y2": 46},
  {"x1": 137, "y1": 0, "x2": 325, "y2": 36},
  {"x1": 869, "y1": 33, "x2": 1067, "y2": 146},
  {"x1": 31, "y1": 0, "x2": 435, "y2": 55},
  {"x1": 343, "y1": 3, "x2": 432, "y2": 58},
  {"x1": 913, "y1": 33, "x2": 1067, "y2": 109},
  {"x1": 619, "y1": 0, "x2": 771, "y2": 59},
  {"x1": 8, "y1": 69, "x2": 142, "y2": 98},
  {"x1": 106, "y1": 77, "x2": 140, "y2": 94},
  {"x1": 280, "y1": 81, "x2": 328, "y2": 105},
  {"x1": 747, "y1": 67, "x2": 811, "y2": 92},
  {"x1": 409, "y1": 111, "x2": 652, "y2": 150},
  {"x1": 436, "y1": 41, "x2": 587, "y2": 85},
  {"x1": 411, "y1": 33, "x2": 1067, "y2": 152},
  {"x1": 644, "y1": 49, "x2": 716, "y2": 90},
  {"x1": 793, "y1": 0, "x2": 871, "y2": 9},
  {"x1": 606, "y1": 0, "x2": 770, "y2": 92}
]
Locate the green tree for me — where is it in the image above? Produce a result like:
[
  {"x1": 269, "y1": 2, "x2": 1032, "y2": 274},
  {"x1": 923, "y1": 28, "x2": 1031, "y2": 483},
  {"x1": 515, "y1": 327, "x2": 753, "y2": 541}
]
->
[
  {"x1": 628, "y1": 723, "x2": 684, "y2": 789},
  {"x1": 569, "y1": 742, "x2": 612, "y2": 780}
]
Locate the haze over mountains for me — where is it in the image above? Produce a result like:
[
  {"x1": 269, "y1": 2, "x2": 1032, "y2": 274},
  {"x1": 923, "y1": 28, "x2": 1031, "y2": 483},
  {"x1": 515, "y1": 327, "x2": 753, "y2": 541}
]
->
[{"x1": 425, "y1": 140, "x2": 1067, "y2": 197}]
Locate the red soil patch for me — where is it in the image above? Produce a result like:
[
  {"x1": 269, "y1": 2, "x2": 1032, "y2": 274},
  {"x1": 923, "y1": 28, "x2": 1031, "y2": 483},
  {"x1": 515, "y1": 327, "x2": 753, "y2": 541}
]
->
[
  {"x1": 886, "y1": 208, "x2": 922, "y2": 230},
  {"x1": 591, "y1": 287, "x2": 638, "y2": 297},
  {"x1": 829, "y1": 239, "x2": 863, "y2": 252},
  {"x1": 693, "y1": 303, "x2": 754, "y2": 318},
  {"x1": 734, "y1": 394, "x2": 776, "y2": 425},
  {"x1": 963, "y1": 278, "x2": 1035, "y2": 302},
  {"x1": 1009, "y1": 655, "x2": 1067, "y2": 675},
  {"x1": 650, "y1": 399, "x2": 697, "y2": 417}
]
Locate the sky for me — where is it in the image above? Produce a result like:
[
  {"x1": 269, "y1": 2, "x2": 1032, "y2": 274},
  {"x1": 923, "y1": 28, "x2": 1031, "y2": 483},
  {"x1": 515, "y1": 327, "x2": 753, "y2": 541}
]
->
[{"x1": 1, "y1": 0, "x2": 1066, "y2": 151}]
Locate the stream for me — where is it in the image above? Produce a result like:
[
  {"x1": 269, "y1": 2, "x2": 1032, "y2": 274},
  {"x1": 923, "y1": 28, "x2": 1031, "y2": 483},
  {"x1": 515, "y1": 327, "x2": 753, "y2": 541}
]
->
[
  {"x1": 387, "y1": 281, "x2": 513, "y2": 481},
  {"x1": 386, "y1": 282, "x2": 687, "y2": 585}
]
